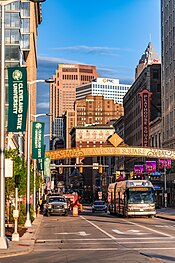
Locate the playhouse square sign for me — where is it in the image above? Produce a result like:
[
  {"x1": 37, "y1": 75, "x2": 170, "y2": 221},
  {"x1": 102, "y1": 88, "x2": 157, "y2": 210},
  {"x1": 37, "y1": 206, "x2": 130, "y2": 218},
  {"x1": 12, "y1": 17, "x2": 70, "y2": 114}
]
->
[{"x1": 45, "y1": 146, "x2": 175, "y2": 160}]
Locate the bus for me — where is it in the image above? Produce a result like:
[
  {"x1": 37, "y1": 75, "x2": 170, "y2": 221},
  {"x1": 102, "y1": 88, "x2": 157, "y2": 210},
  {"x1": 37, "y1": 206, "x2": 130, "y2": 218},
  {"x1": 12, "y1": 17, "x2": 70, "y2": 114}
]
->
[{"x1": 108, "y1": 180, "x2": 156, "y2": 217}]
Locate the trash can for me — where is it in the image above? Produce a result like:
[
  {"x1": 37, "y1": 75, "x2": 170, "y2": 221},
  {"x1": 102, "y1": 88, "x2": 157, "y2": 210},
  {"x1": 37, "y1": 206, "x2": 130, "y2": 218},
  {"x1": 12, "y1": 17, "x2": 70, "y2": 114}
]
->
[{"x1": 73, "y1": 205, "x2": 78, "y2": 216}]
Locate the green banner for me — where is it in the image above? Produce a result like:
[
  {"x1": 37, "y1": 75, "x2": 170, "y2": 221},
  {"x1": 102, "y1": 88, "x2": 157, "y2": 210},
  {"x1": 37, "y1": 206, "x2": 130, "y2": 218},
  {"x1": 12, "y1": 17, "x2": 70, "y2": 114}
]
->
[
  {"x1": 32, "y1": 122, "x2": 45, "y2": 159},
  {"x1": 37, "y1": 145, "x2": 46, "y2": 171},
  {"x1": 44, "y1": 156, "x2": 51, "y2": 178},
  {"x1": 7, "y1": 67, "x2": 28, "y2": 132}
]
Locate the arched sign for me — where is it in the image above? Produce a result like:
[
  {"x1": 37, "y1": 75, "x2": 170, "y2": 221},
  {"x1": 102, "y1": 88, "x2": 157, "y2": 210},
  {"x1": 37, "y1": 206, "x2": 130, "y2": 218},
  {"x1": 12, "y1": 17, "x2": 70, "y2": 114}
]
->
[{"x1": 45, "y1": 146, "x2": 175, "y2": 160}]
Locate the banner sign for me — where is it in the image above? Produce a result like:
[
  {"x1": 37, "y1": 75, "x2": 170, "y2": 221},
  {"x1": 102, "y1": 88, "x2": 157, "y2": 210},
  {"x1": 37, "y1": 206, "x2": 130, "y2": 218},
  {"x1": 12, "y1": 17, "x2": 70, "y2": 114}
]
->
[
  {"x1": 138, "y1": 89, "x2": 152, "y2": 147},
  {"x1": 146, "y1": 160, "x2": 156, "y2": 172},
  {"x1": 158, "y1": 159, "x2": 172, "y2": 170},
  {"x1": 37, "y1": 145, "x2": 46, "y2": 171},
  {"x1": 32, "y1": 122, "x2": 45, "y2": 159},
  {"x1": 7, "y1": 67, "x2": 28, "y2": 132},
  {"x1": 44, "y1": 156, "x2": 51, "y2": 178},
  {"x1": 134, "y1": 164, "x2": 144, "y2": 174},
  {"x1": 37, "y1": 157, "x2": 44, "y2": 171}
]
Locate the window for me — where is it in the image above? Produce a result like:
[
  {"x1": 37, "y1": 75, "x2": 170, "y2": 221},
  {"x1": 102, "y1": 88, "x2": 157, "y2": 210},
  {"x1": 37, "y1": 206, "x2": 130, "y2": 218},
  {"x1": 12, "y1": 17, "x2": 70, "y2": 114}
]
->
[
  {"x1": 5, "y1": 46, "x2": 20, "y2": 60},
  {"x1": 21, "y1": 2, "x2": 30, "y2": 17},
  {"x1": 21, "y1": 18, "x2": 30, "y2": 33},
  {"x1": 153, "y1": 70, "x2": 159, "y2": 79},
  {"x1": 5, "y1": 29, "x2": 20, "y2": 44},
  {"x1": 21, "y1": 34, "x2": 30, "y2": 49},
  {"x1": 5, "y1": 13, "x2": 20, "y2": 27}
]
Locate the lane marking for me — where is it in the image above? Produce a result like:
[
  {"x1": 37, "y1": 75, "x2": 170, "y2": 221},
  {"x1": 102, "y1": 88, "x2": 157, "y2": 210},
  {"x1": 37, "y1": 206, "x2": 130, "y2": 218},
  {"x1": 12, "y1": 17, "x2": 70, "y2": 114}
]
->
[
  {"x1": 112, "y1": 229, "x2": 148, "y2": 235},
  {"x1": 81, "y1": 216, "x2": 116, "y2": 240},
  {"x1": 121, "y1": 218, "x2": 173, "y2": 238},
  {"x1": 34, "y1": 247, "x2": 175, "y2": 251},
  {"x1": 55, "y1": 231, "x2": 90, "y2": 236}
]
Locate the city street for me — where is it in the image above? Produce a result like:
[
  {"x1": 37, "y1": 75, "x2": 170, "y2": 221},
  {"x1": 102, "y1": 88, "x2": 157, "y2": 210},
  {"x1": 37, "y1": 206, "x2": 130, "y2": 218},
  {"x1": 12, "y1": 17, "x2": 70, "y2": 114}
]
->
[{"x1": 1, "y1": 206, "x2": 175, "y2": 262}]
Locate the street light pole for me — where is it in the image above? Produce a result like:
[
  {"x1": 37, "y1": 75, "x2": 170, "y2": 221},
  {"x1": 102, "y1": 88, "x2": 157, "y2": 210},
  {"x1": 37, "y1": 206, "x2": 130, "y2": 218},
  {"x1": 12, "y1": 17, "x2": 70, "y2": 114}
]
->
[
  {"x1": 164, "y1": 159, "x2": 167, "y2": 208},
  {"x1": 25, "y1": 79, "x2": 54, "y2": 227}
]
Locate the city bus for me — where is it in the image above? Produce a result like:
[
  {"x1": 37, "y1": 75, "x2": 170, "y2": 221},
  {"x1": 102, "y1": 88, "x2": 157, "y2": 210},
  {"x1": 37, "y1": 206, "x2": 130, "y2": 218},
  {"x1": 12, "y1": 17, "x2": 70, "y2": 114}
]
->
[{"x1": 108, "y1": 180, "x2": 156, "y2": 217}]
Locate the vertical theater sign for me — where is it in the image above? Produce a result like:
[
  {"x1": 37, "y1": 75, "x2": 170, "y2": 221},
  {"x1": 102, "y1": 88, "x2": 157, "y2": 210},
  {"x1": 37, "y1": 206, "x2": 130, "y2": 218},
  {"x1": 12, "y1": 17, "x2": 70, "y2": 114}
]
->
[{"x1": 138, "y1": 89, "x2": 152, "y2": 147}]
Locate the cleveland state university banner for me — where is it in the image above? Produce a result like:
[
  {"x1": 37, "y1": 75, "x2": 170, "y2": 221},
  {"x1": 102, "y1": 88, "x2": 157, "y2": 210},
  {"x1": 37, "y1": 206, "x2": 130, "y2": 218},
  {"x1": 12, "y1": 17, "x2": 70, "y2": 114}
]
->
[
  {"x1": 37, "y1": 145, "x2": 46, "y2": 171},
  {"x1": 8, "y1": 67, "x2": 28, "y2": 132},
  {"x1": 32, "y1": 122, "x2": 45, "y2": 159}
]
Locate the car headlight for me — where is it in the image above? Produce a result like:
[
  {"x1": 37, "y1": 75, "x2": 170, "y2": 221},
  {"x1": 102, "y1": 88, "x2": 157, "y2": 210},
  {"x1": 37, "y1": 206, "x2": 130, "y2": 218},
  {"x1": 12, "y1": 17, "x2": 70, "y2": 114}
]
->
[
  {"x1": 64, "y1": 203, "x2": 68, "y2": 208},
  {"x1": 48, "y1": 204, "x2": 52, "y2": 209}
]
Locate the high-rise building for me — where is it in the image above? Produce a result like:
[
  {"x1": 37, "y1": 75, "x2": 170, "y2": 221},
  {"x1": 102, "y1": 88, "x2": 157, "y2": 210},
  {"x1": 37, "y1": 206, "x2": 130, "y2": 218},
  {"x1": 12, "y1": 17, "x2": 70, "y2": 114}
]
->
[
  {"x1": 75, "y1": 95, "x2": 123, "y2": 126},
  {"x1": 2, "y1": 1, "x2": 43, "y2": 155},
  {"x1": 161, "y1": 0, "x2": 175, "y2": 148},
  {"x1": 76, "y1": 77, "x2": 131, "y2": 104},
  {"x1": 50, "y1": 64, "x2": 98, "y2": 139},
  {"x1": 123, "y1": 42, "x2": 161, "y2": 170}
]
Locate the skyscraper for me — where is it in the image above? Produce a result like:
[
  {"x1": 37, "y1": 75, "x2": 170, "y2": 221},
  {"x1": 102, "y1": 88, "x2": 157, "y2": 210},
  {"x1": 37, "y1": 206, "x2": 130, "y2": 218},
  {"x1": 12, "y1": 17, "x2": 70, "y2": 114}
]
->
[
  {"x1": 50, "y1": 64, "x2": 98, "y2": 138},
  {"x1": 161, "y1": 0, "x2": 175, "y2": 148}
]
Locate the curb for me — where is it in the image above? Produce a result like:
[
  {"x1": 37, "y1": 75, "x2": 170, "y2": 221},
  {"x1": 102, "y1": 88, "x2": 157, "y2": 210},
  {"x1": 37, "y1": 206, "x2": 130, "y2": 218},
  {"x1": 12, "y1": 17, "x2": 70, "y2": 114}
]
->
[
  {"x1": 0, "y1": 214, "x2": 43, "y2": 258},
  {"x1": 155, "y1": 214, "x2": 175, "y2": 221}
]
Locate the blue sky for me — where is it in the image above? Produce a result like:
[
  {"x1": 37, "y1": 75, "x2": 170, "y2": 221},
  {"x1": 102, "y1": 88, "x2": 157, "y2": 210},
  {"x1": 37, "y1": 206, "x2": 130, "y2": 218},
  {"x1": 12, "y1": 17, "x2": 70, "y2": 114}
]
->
[{"x1": 36, "y1": 0, "x2": 161, "y2": 148}]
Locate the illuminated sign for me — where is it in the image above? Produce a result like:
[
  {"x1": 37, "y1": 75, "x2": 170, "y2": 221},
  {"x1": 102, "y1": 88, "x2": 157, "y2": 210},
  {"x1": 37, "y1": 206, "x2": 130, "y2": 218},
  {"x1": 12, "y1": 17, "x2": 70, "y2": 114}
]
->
[
  {"x1": 134, "y1": 165, "x2": 144, "y2": 173},
  {"x1": 45, "y1": 146, "x2": 175, "y2": 160},
  {"x1": 138, "y1": 89, "x2": 152, "y2": 147},
  {"x1": 130, "y1": 187, "x2": 149, "y2": 191},
  {"x1": 146, "y1": 160, "x2": 156, "y2": 172},
  {"x1": 158, "y1": 159, "x2": 172, "y2": 170}
]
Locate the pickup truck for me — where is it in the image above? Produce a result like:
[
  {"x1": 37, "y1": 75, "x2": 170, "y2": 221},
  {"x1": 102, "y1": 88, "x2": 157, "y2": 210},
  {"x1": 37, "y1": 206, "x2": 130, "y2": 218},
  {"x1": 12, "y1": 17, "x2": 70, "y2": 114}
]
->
[{"x1": 45, "y1": 195, "x2": 69, "y2": 216}]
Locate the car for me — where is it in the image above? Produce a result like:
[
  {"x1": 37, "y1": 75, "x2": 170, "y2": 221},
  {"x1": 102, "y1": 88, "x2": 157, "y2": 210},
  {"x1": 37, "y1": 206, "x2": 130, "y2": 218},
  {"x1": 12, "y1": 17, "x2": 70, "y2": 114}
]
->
[
  {"x1": 45, "y1": 196, "x2": 69, "y2": 216},
  {"x1": 92, "y1": 200, "x2": 107, "y2": 213}
]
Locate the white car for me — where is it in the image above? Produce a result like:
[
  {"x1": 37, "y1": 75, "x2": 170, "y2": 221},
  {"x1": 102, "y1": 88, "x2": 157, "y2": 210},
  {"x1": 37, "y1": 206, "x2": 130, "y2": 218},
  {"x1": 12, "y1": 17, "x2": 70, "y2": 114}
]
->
[{"x1": 92, "y1": 201, "x2": 107, "y2": 213}]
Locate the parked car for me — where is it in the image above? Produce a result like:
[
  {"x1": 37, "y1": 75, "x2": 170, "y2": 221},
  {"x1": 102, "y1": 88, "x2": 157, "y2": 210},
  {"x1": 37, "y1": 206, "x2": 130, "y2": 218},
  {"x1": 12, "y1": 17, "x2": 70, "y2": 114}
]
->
[
  {"x1": 92, "y1": 200, "x2": 107, "y2": 213},
  {"x1": 45, "y1": 196, "x2": 69, "y2": 216}
]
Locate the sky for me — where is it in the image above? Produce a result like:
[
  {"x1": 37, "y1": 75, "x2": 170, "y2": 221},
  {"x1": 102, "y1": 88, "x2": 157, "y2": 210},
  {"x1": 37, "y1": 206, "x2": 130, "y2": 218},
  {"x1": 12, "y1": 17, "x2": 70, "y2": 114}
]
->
[{"x1": 36, "y1": 0, "x2": 161, "y2": 149}]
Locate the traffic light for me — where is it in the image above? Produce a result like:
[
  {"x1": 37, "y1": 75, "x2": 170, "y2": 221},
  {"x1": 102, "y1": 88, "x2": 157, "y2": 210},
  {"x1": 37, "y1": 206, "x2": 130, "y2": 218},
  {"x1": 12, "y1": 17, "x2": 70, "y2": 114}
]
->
[
  {"x1": 116, "y1": 171, "x2": 120, "y2": 180},
  {"x1": 59, "y1": 163, "x2": 63, "y2": 174},
  {"x1": 130, "y1": 171, "x2": 133, "y2": 179},
  {"x1": 79, "y1": 165, "x2": 83, "y2": 173},
  {"x1": 99, "y1": 164, "x2": 103, "y2": 173}
]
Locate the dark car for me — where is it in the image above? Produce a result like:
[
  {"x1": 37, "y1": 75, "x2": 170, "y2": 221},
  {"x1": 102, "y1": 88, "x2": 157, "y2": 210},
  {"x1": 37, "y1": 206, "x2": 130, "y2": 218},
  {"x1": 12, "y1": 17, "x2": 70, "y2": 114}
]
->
[{"x1": 92, "y1": 200, "x2": 107, "y2": 213}]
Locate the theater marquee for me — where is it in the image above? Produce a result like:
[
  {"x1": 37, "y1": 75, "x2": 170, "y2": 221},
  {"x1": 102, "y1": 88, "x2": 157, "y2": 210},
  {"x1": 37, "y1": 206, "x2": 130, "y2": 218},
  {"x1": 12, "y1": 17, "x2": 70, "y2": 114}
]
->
[{"x1": 45, "y1": 146, "x2": 175, "y2": 160}]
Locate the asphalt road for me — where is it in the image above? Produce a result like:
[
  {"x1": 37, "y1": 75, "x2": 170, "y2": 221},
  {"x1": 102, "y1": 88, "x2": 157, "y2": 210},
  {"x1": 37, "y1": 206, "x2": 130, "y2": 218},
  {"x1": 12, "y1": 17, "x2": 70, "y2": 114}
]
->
[{"x1": 1, "y1": 206, "x2": 175, "y2": 262}]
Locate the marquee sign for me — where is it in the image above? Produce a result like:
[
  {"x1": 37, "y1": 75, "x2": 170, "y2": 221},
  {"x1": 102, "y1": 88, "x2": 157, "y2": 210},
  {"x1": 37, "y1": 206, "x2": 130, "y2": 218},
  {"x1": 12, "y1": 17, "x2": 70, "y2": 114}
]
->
[{"x1": 45, "y1": 146, "x2": 175, "y2": 160}]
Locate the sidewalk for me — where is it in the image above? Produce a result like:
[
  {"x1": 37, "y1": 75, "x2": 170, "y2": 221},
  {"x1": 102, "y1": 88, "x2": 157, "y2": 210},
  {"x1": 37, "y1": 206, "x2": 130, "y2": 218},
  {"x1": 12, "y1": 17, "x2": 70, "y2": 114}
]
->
[
  {"x1": 155, "y1": 207, "x2": 175, "y2": 221},
  {"x1": 0, "y1": 214, "x2": 43, "y2": 258},
  {"x1": 0, "y1": 209, "x2": 175, "y2": 258}
]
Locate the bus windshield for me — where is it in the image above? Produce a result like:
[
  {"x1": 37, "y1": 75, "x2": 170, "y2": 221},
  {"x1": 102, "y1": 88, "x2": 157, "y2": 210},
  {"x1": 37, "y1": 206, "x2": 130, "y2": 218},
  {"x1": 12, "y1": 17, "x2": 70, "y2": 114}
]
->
[{"x1": 127, "y1": 188, "x2": 155, "y2": 204}]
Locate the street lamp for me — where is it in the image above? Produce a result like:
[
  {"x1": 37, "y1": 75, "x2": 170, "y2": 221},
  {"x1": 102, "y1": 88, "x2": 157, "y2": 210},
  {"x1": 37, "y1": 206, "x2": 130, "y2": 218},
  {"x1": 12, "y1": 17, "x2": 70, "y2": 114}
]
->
[
  {"x1": 0, "y1": 0, "x2": 46, "y2": 249},
  {"x1": 25, "y1": 78, "x2": 54, "y2": 227}
]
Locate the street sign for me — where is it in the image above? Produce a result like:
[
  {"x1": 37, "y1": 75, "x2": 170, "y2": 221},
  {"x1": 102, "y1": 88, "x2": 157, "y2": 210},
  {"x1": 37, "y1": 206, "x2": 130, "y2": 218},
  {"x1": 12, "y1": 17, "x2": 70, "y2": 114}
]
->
[{"x1": 151, "y1": 172, "x2": 161, "y2": 176}]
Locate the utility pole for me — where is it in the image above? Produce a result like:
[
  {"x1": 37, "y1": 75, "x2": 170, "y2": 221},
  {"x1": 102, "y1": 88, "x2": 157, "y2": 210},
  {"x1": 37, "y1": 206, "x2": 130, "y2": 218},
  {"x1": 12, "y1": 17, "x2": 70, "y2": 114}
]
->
[{"x1": 164, "y1": 159, "x2": 167, "y2": 208}]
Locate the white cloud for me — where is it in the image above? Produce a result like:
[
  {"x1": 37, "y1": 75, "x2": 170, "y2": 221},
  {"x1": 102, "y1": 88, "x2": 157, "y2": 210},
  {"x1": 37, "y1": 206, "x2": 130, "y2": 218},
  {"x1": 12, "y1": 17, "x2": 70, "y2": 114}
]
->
[
  {"x1": 51, "y1": 45, "x2": 134, "y2": 55},
  {"x1": 38, "y1": 55, "x2": 82, "y2": 65},
  {"x1": 37, "y1": 102, "x2": 49, "y2": 110}
]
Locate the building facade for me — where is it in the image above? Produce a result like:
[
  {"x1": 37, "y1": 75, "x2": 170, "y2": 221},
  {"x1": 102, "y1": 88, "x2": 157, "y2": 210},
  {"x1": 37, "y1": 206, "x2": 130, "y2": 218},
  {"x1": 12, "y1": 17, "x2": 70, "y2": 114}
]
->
[
  {"x1": 2, "y1": 0, "x2": 43, "y2": 156},
  {"x1": 49, "y1": 64, "x2": 98, "y2": 139},
  {"x1": 123, "y1": 43, "x2": 161, "y2": 170},
  {"x1": 70, "y1": 125, "x2": 115, "y2": 195},
  {"x1": 75, "y1": 95, "x2": 124, "y2": 127},
  {"x1": 161, "y1": 0, "x2": 175, "y2": 148},
  {"x1": 76, "y1": 77, "x2": 131, "y2": 104}
]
